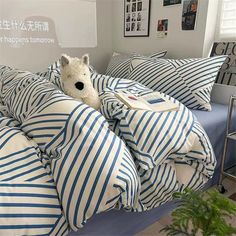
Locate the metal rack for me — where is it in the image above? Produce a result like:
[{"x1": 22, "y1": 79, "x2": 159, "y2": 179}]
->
[{"x1": 218, "y1": 95, "x2": 236, "y2": 193}]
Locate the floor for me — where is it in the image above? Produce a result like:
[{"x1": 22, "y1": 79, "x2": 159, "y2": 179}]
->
[{"x1": 136, "y1": 179, "x2": 236, "y2": 236}]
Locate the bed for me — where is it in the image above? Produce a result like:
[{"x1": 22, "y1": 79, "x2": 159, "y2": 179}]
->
[
  {"x1": 69, "y1": 103, "x2": 236, "y2": 236},
  {"x1": 0, "y1": 64, "x2": 229, "y2": 236}
]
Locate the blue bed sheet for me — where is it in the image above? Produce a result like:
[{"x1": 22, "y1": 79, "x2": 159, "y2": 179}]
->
[
  {"x1": 70, "y1": 102, "x2": 236, "y2": 236},
  {"x1": 193, "y1": 103, "x2": 229, "y2": 160},
  {"x1": 192, "y1": 103, "x2": 236, "y2": 186}
]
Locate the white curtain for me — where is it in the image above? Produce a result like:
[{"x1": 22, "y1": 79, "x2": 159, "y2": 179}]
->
[{"x1": 216, "y1": 0, "x2": 236, "y2": 40}]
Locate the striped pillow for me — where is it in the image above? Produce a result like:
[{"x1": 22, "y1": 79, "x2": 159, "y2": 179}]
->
[
  {"x1": 128, "y1": 56, "x2": 227, "y2": 111},
  {"x1": 105, "y1": 51, "x2": 167, "y2": 79}
]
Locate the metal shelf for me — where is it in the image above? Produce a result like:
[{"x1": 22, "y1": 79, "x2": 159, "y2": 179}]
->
[
  {"x1": 218, "y1": 95, "x2": 236, "y2": 192},
  {"x1": 223, "y1": 164, "x2": 236, "y2": 180},
  {"x1": 227, "y1": 132, "x2": 236, "y2": 141}
]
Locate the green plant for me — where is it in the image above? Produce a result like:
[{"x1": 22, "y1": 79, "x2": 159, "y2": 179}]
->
[{"x1": 161, "y1": 188, "x2": 236, "y2": 236}]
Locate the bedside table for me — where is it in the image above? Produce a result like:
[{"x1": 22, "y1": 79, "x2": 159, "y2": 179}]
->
[{"x1": 218, "y1": 95, "x2": 236, "y2": 193}]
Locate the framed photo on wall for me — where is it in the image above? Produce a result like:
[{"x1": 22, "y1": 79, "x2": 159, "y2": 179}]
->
[{"x1": 124, "y1": 0, "x2": 151, "y2": 37}]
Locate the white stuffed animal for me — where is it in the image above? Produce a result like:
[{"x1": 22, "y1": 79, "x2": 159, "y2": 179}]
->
[{"x1": 60, "y1": 54, "x2": 101, "y2": 110}]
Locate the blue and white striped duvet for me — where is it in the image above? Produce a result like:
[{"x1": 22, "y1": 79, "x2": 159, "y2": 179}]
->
[{"x1": 0, "y1": 65, "x2": 216, "y2": 235}]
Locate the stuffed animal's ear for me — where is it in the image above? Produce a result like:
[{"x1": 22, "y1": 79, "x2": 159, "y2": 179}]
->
[
  {"x1": 61, "y1": 54, "x2": 70, "y2": 67},
  {"x1": 82, "y1": 54, "x2": 89, "y2": 66}
]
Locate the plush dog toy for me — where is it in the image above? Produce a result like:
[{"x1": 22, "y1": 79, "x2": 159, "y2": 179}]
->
[{"x1": 60, "y1": 54, "x2": 101, "y2": 110}]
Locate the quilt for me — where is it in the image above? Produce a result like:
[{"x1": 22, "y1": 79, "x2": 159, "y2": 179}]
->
[{"x1": 0, "y1": 65, "x2": 216, "y2": 235}]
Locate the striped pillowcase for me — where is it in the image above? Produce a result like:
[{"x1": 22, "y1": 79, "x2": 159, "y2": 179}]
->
[
  {"x1": 105, "y1": 51, "x2": 167, "y2": 79},
  {"x1": 128, "y1": 56, "x2": 227, "y2": 111}
]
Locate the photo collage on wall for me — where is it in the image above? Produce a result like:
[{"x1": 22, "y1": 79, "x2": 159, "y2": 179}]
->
[
  {"x1": 124, "y1": 0, "x2": 198, "y2": 39},
  {"x1": 124, "y1": 0, "x2": 150, "y2": 37}
]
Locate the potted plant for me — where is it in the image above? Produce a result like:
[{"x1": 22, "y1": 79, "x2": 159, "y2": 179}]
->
[{"x1": 161, "y1": 189, "x2": 236, "y2": 236}]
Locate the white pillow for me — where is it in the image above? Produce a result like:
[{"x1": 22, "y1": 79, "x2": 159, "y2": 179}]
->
[{"x1": 128, "y1": 56, "x2": 227, "y2": 111}]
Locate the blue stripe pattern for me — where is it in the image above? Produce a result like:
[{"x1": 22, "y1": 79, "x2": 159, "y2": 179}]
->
[
  {"x1": 128, "y1": 56, "x2": 227, "y2": 111},
  {"x1": 105, "y1": 51, "x2": 167, "y2": 79},
  {"x1": 0, "y1": 66, "x2": 140, "y2": 234},
  {"x1": 0, "y1": 64, "x2": 216, "y2": 234}
]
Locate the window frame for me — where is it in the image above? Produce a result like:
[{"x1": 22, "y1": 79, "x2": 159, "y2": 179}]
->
[{"x1": 215, "y1": 0, "x2": 236, "y2": 41}]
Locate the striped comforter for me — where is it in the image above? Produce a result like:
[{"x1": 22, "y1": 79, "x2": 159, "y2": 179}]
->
[{"x1": 0, "y1": 65, "x2": 216, "y2": 235}]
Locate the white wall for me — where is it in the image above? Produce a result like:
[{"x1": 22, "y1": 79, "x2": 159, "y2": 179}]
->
[
  {"x1": 0, "y1": 0, "x2": 223, "y2": 73},
  {"x1": 0, "y1": 0, "x2": 113, "y2": 73},
  {"x1": 112, "y1": 0, "x2": 218, "y2": 59}
]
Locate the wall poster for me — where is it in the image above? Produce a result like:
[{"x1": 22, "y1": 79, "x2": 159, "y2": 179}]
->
[
  {"x1": 210, "y1": 42, "x2": 236, "y2": 86},
  {"x1": 182, "y1": 0, "x2": 198, "y2": 30},
  {"x1": 157, "y1": 19, "x2": 168, "y2": 38}
]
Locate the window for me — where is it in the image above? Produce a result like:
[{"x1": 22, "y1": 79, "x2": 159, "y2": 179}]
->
[{"x1": 216, "y1": 0, "x2": 236, "y2": 40}]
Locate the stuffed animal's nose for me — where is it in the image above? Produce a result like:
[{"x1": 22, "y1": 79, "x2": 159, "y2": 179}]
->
[{"x1": 75, "y1": 82, "x2": 84, "y2": 90}]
